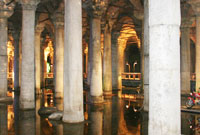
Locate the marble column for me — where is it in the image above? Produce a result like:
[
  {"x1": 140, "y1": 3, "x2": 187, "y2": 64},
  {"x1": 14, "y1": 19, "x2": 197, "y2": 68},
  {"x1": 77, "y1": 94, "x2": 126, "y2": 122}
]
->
[
  {"x1": 89, "y1": 15, "x2": 103, "y2": 103},
  {"x1": 181, "y1": 23, "x2": 191, "y2": 94},
  {"x1": 196, "y1": 17, "x2": 200, "y2": 91},
  {"x1": 140, "y1": 21, "x2": 144, "y2": 92},
  {"x1": 148, "y1": 0, "x2": 181, "y2": 134},
  {"x1": 189, "y1": 0, "x2": 200, "y2": 92},
  {"x1": 0, "y1": 5, "x2": 13, "y2": 97},
  {"x1": 111, "y1": 32, "x2": 120, "y2": 90},
  {"x1": 117, "y1": 45, "x2": 124, "y2": 93},
  {"x1": 20, "y1": 2, "x2": 38, "y2": 109},
  {"x1": 103, "y1": 23, "x2": 112, "y2": 95},
  {"x1": 143, "y1": 0, "x2": 149, "y2": 111},
  {"x1": 63, "y1": 0, "x2": 84, "y2": 123},
  {"x1": 35, "y1": 25, "x2": 43, "y2": 95},
  {"x1": 13, "y1": 31, "x2": 20, "y2": 91},
  {"x1": 53, "y1": 12, "x2": 64, "y2": 98}
]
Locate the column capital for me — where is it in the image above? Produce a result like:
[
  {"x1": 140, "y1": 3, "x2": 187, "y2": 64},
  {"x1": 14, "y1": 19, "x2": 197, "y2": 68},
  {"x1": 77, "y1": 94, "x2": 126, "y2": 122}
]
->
[
  {"x1": 35, "y1": 24, "x2": 44, "y2": 35},
  {"x1": 181, "y1": 17, "x2": 194, "y2": 28},
  {"x1": 0, "y1": 1, "x2": 15, "y2": 18},
  {"x1": 112, "y1": 31, "x2": 120, "y2": 40},
  {"x1": 20, "y1": 0, "x2": 40, "y2": 10},
  {"x1": 52, "y1": 12, "x2": 64, "y2": 29},
  {"x1": 88, "y1": 1, "x2": 108, "y2": 19},
  {"x1": 188, "y1": 0, "x2": 200, "y2": 16}
]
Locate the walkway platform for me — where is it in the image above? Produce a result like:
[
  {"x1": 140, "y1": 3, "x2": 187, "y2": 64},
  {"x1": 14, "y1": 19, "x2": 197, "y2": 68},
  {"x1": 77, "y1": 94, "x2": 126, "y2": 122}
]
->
[{"x1": 181, "y1": 106, "x2": 200, "y2": 114}]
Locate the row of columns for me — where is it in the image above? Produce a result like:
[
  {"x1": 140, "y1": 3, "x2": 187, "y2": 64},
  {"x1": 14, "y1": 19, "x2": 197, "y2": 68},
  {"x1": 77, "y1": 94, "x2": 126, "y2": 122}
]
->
[{"x1": 0, "y1": 1, "x2": 186, "y2": 134}]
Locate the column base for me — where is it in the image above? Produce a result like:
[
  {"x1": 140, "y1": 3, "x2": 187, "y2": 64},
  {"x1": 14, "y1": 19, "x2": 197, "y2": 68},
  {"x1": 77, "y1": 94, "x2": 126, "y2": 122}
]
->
[
  {"x1": 181, "y1": 89, "x2": 191, "y2": 95},
  {"x1": 36, "y1": 88, "x2": 42, "y2": 95},
  {"x1": 63, "y1": 111, "x2": 84, "y2": 123},
  {"x1": 0, "y1": 96, "x2": 13, "y2": 103},
  {"x1": 103, "y1": 90, "x2": 112, "y2": 96},
  {"x1": 54, "y1": 92, "x2": 63, "y2": 99},
  {"x1": 20, "y1": 100, "x2": 35, "y2": 110},
  {"x1": 89, "y1": 95, "x2": 104, "y2": 104}
]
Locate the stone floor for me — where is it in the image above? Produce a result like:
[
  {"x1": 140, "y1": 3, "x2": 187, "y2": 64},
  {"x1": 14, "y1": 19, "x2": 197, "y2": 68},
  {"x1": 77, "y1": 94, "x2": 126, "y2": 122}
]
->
[{"x1": 0, "y1": 90, "x2": 199, "y2": 135}]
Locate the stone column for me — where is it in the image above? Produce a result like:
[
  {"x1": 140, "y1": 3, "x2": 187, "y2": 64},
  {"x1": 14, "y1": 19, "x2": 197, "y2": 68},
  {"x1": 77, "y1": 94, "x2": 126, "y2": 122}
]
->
[
  {"x1": 35, "y1": 25, "x2": 43, "y2": 95},
  {"x1": 111, "y1": 32, "x2": 120, "y2": 90},
  {"x1": 117, "y1": 45, "x2": 124, "y2": 92},
  {"x1": 103, "y1": 22, "x2": 112, "y2": 95},
  {"x1": 140, "y1": 21, "x2": 144, "y2": 92},
  {"x1": 13, "y1": 31, "x2": 20, "y2": 91},
  {"x1": 143, "y1": 0, "x2": 149, "y2": 111},
  {"x1": 148, "y1": 0, "x2": 181, "y2": 134},
  {"x1": 181, "y1": 19, "x2": 192, "y2": 94},
  {"x1": 20, "y1": 1, "x2": 38, "y2": 109},
  {"x1": 53, "y1": 12, "x2": 64, "y2": 98},
  {"x1": 196, "y1": 17, "x2": 200, "y2": 91},
  {"x1": 63, "y1": 0, "x2": 84, "y2": 123},
  {"x1": 89, "y1": 13, "x2": 103, "y2": 103},
  {"x1": 189, "y1": 0, "x2": 200, "y2": 92},
  {"x1": 0, "y1": 2, "x2": 14, "y2": 97}
]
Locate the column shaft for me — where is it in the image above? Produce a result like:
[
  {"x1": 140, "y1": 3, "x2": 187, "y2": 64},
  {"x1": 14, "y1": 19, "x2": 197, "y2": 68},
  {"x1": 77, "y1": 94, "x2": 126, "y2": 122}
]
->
[
  {"x1": 117, "y1": 46, "x2": 124, "y2": 91},
  {"x1": 181, "y1": 27, "x2": 190, "y2": 93},
  {"x1": 63, "y1": 0, "x2": 84, "y2": 123},
  {"x1": 148, "y1": 0, "x2": 181, "y2": 134},
  {"x1": 111, "y1": 32, "x2": 119, "y2": 90},
  {"x1": 13, "y1": 32, "x2": 20, "y2": 91},
  {"x1": 55, "y1": 24, "x2": 64, "y2": 98},
  {"x1": 20, "y1": 7, "x2": 36, "y2": 109},
  {"x1": 103, "y1": 28, "x2": 112, "y2": 95},
  {"x1": 196, "y1": 17, "x2": 200, "y2": 91},
  {"x1": 35, "y1": 29, "x2": 42, "y2": 94},
  {"x1": 90, "y1": 17, "x2": 103, "y2": 103},
  {"x1": 0, "y1": 18, "x2": 8, "y2": 97},
  {"x1": 144, "y1": 0, "x2": 149, "y2": 111}
]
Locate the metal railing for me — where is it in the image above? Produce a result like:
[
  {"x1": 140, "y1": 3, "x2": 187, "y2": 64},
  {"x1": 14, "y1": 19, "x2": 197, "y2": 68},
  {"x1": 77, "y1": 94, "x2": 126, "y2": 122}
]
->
[
  {"x1": 44, "y1": 73, "x2": 54, "y2": 78},
  {"x1": 121, "y1": 72, "x2": 141, "y2": 80}
]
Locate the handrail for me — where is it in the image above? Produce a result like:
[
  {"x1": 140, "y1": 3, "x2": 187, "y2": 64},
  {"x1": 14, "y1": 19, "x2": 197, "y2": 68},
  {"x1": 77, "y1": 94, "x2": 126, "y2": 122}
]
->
[
  {"x1": 44, "y1": 73, "x2": 54, "y2": 78},
  {"x1": 122, "y1": 72, "x2": 141, "y2": 80}
]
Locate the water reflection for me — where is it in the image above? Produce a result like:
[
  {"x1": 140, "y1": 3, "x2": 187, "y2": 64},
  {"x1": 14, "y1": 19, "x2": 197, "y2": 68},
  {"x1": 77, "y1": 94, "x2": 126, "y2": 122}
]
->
[
  {"x1": 19, "y1": 110, "x2": 35, "y2": 135},
  {"x1": 88, "y1": 105, "x2": 103, "y2": 135},
  {"x1": 3, "y1": 90, "x2": 198, "y2": 135},
  {"x1": 103, "y1": 98, "x2": 112, "y2": 135},
  {"x1": 63, "y1": 123, "x2": 84, "y2": 135},
  {"x1": 0, "y1": 104, "x2": 8, "y2": 135}
]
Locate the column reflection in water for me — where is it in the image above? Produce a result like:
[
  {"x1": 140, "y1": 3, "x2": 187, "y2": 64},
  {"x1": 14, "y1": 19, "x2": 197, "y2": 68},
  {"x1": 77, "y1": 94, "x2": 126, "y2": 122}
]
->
[
  {"x1": 0, "y1": 104, "x2": 8, "y2": 135},
  {"x1": 103, "y1": 98, "x2": 112, "y2": 135},
  {"x1": 14, "y1": 92, "x2": 20, "y2": 135},
  {"x1": 36, "y1": 96, "x2": 42, "y2": 135},
  {"x1": 19, "y1": 110, "x2": 35, "y2": 135},
  {"x1": 55, "y1": 98, "x2": 63, "y2": 135},
  {"x1": 88, "y1": 105, "x2": 103, "y2": 135},
  {"x1": 117, "y1": 99, "x2": 129, "y2": 134},
  {"x1": 63, "y1": 123, "x2": 84, "y2": 135},
  {"x1": 111, "y1": 97, "x2": 120, "y2": 135},
  {"x1": 7, "y1": 105, "x2": 14, "y2": 134},
  {"x1": 140, "y1": 111, "x2": 148, "y2": 135}
]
